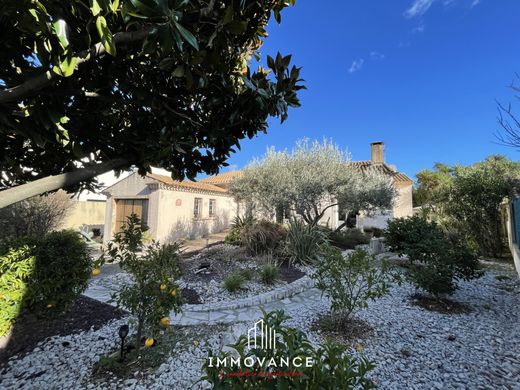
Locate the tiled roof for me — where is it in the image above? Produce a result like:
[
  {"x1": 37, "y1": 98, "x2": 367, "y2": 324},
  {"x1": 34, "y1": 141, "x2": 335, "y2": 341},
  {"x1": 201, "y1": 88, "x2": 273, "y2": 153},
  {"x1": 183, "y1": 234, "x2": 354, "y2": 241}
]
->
[
  {"x1": 146, "y1": 173, "x2": 228, "y2": 193},
  {"x1": 349, "y1": 161, "x2": 413, "y2": 184},
  {"x1": 199, "y1": 170, "x2": 243, "y2": 185}
]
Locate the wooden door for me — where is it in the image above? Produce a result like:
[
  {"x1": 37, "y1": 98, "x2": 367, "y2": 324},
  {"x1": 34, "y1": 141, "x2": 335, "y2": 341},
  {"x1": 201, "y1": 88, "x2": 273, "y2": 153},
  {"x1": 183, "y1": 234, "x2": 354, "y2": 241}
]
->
[{"x1": 115, "y1": 199, "x2": 148, "y2": 233}]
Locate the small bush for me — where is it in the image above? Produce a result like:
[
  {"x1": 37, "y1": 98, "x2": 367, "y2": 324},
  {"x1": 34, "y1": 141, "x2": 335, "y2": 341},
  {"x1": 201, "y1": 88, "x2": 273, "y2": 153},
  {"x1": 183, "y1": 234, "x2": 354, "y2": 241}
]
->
[
  {"x1": 223, "y1": 273, "x2": 246, "y2": 292},
  {"x1": 0, "y1": 246, "x2": 34, "y2": 336},
  {"x1": 284, "y1": 219, "x2": 329, "y2": 265},
  {"x1": 238, "y1": 268, "x2": 254, "y2": 281},
  {"x1": 240, "y1": 220, "x2": 286, "y2": 256},
  {"x1": 224, "y1": 215, "x2": 256, "y2": 246},
  {"x1": 259, "y1": 263, "x2": 279, "y2": 285},
  {"x1": 201, "y1": 310, "x2": 376, "y2": 389},
  {"x1": 224, "y1": 228, "x2": 241, "y2": 246},
  {"x1": 385, "y1": 217, "x2": 482, "y2": 297},
  {"x1": 0, "y1": 230, "x2": 92, "y2": 336},
  {"x1": 0, "y1": 190, "x2": 73, "y2": 239},
  {"x1": 103, "y1": 215, "x2": 183, "y2": 352},
  {"x1": 314, "y1": 246, "x2": 396, "y2": 321},
  {"x1": 330, "y1": 229, "x2": 370, "y2": 250},
  {"x1": 363, "y1": 227, "x2": 383, "y2": 238}
]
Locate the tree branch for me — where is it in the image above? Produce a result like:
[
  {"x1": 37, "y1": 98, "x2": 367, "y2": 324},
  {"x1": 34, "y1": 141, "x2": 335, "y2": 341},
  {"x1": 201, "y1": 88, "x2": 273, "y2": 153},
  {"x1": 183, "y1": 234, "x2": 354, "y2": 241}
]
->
[
  {"x1": 0, "y1": 29, "x2": 149, "y2": 104},
  {"x1": 0, "y1": 156, "x2": 134, "y2": 208}
]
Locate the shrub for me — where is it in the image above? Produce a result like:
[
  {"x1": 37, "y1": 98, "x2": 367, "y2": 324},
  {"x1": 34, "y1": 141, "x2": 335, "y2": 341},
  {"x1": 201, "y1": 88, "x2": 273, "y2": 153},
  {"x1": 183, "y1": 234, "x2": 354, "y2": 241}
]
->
[
  {"x1": 259, "y1": 263, "x2": 279, "y2": 285},
  {"x1": 284, "y1": 219, "x2": 329, "y2": 265},
  {"x1": 240, "y1": 221, "x2": 287, "y2": 256},
  {"x1": 363, "y1": 227, "x2": 383, "y2": 238},
  {"x1": 238, "y1": 268, "x2": 254, "y2": 281},
  {"x1": 314, "y1": 246, "x2": 396, "y2": 321},
  {"x1": 200, "y1": 310, "x2": 376, "y2": 389},
  {"x1": 225, "y1": 215, "x2": 257, "y2": 246},
  {"x1": 0, "y1": 230, "x2": 92, "y2": 336},
  {"x1": 0, "y1": 190, "x2": 73, "y2": 239},
  {"x1": 103, "y1": 214, "x2": 183, "y2": 352},
  {"x1": 330, "y1": 228, "x2": 370, "y2": 250},
  {"x1": 385, "y1": 217, "x2": 482, "y2": 297},
  {"x1": 224, "y1": 227, "x2": 242, "y2": 246},
  {"x1": 0, "y1": 246, "x2": 34, "y2": 336},
  {"x1": 223, "y1": 272, "x2": 246, "y2": 292}
]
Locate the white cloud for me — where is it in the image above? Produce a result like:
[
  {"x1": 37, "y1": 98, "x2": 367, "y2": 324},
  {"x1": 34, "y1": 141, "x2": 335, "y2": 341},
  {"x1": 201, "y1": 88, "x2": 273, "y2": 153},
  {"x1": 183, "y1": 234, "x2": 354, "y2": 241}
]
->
[
  {"x1": 348, "y1": 59, "x2": 364, "y2": 73},
  {"x1": 404, "y1": 0, "x2": 435, "y2": 18},
  {"x1": 412, "y1": 25, "x2": 425, "y2": 33},
  {"x1": 370, "y1": 51, "x2": 385, "y2": 60},
  {"x1": 405, "y1": 0, "x2": 481, "y2": 18}
]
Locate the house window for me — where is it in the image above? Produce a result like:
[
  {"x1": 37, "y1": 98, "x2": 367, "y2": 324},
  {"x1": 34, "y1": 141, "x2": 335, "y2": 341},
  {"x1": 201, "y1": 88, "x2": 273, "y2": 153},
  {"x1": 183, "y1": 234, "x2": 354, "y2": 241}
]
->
[
  {"x1": 194, "y1": 198, "x2": 202, "y2": 218},
  {"x1": 209, "y1": 199, "x2": 216, "y2": 217}
]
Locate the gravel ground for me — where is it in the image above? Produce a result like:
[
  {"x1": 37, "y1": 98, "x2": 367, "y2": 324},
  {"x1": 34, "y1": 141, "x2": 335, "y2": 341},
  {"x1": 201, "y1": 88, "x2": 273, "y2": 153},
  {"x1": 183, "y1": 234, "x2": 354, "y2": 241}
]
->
[{"x1": 1, "y1": 260, "x2": 519, "y2": 389}]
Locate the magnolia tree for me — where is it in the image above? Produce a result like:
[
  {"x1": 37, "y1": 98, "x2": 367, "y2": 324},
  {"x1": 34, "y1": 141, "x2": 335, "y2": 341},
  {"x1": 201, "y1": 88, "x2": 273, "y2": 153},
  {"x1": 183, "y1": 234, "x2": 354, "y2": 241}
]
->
[{"x1": 230, "y1": 139, "x2": 395, "y2": 229}]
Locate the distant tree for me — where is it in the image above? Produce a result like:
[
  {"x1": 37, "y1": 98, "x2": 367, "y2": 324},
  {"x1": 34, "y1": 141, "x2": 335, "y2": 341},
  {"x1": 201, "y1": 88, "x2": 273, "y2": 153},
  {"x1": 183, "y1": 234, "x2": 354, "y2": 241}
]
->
[
  {"x1": 230, "y1": 139, "x2": 395, "y2": 229},
  {"x1": 414, "y1": 163, "x2": 452, "y2": 216},
  {"x1": 0, "y1": 0, "x2": 303, "y2": 207},
  {"x1": 0, "y1": 190, "x2": 73, "y2": 239},
  {"x1": 443, "y1": 156, "x2": 520, "y2": 257},
  {"x1": 416, "y1": 156, "x2": 520, "y2": 257}
]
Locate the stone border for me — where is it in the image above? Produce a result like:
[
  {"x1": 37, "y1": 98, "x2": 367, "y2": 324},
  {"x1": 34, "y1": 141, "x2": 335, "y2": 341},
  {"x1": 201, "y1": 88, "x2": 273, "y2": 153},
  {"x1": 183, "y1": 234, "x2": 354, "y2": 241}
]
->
[{"x1": 180, "y1": 276, "x2": 314, "y2": 313}]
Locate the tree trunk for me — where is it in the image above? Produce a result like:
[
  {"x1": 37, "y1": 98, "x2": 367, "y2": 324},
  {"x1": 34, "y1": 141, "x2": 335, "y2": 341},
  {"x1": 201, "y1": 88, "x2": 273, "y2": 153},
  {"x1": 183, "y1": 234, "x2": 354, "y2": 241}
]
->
[
  {"x1": 0, "y1": 156, "x2": 133, "y2": 208},
  {"x1": 135, "y1": 315, "x2": 144, "y2": 353}
]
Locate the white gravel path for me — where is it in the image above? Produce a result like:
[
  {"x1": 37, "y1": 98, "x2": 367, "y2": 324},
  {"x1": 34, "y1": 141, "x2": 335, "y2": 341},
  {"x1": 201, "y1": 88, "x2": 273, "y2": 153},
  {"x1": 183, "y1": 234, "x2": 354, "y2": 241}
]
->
[{"x1": 1, "y1": 261, "x2": 519, "y2": 389}]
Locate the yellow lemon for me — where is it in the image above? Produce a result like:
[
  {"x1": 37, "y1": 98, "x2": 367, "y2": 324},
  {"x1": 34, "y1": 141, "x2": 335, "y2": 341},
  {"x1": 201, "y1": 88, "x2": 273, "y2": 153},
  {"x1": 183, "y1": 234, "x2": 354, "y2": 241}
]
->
[
  {"x1": 170, "y1": 289, "x2": 177, "y2": 297},
  {"x1": 356, "y1": 344, "x2": 363, "y2": 353},
  {"x1": 47, "y1": 303, "x2": 53, "y2": 309},
  {"x1": 92, "y1": 268, "x2": 101, "y2": 276},
  {"x1": 160, "y1": 284, "x2": 167, "y2": 291},
  {"x1": 145, "y1": 338, "x2": 154, "y2": 347},
  {"x1": 160, "y1": 317, "x2": 170, "y2": 327}
]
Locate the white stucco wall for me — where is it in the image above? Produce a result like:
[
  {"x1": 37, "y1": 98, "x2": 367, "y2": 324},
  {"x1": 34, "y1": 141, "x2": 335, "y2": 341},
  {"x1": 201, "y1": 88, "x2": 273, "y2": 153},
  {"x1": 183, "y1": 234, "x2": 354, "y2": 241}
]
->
[
  {"x1": 102, "y1": 172, "x2": 238, "y2": 244},
  {"x1": 504, "y1": 201, "x2": 520, "y2": 278},
  {"x1": 155, "y1": 188, "x2": 237, "y2": 243}
]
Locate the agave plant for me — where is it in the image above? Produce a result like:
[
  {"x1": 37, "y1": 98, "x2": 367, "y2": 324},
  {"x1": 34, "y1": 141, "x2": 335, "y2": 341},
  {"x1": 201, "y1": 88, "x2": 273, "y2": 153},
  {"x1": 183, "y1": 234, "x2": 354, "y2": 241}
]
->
[{"x1": 284, "y1": 219, "x2": 329, "y2": 265}]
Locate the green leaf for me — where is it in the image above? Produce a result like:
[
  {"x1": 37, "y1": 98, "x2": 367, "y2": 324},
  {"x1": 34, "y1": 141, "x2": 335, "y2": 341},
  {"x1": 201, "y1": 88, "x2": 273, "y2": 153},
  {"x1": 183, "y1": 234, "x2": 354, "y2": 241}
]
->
[
  {"x1": 96, "y1": 16, "x2": 116, "y2": 56},
  {"x1": 129, "y1": 0, "x2": 159, "y2": 16},
  {"x1": 111, "y1": 0, "x2": 120, "y2": 12},
  {"x1": 173, "y1": 21, "x2": 199, "y2": 50},
  {"x1": 52, "y1": 56, "x2": 77, "y2": 77},
  {"x1": 52, "y1": 20, "x2": 69, "y2": 50},
  {"x1": 91, "y1": 0, "x2": 102, "y2": 16}
]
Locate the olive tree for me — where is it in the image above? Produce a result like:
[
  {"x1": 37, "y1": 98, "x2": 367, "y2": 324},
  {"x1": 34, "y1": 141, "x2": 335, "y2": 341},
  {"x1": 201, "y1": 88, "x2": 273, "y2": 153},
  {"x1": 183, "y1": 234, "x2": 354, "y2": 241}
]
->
[
  {"x1": 0, "y1": 0, "x2": 303, "y2": 207},
  {"x1": 230, "y1": 139, "x2": 395, "y2": 228}
]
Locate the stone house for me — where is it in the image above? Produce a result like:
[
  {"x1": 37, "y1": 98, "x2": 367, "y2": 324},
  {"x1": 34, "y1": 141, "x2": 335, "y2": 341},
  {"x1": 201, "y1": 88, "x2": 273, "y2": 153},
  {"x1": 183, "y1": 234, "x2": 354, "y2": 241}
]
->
[
  {"x1": 102, "y1": 170, "x2": 241, "y2": 244},
  {"x1": 101, "y1": 142, "x2": 412, "y2": 243}
]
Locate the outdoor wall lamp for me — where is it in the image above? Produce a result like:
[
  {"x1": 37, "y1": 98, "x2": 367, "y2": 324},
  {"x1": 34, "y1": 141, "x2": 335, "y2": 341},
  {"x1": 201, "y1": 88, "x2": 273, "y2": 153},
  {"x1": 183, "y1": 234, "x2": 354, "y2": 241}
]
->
[{"x1": 118, "y1": 324, "x2": 129, "y2": 361}]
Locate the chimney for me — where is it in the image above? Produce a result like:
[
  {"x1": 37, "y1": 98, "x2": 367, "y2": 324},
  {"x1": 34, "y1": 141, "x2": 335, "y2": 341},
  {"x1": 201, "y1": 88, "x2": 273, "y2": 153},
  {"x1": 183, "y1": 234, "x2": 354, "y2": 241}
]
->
[{"x1": 371, "y1": 142, "x2": 384, "y2": 164}]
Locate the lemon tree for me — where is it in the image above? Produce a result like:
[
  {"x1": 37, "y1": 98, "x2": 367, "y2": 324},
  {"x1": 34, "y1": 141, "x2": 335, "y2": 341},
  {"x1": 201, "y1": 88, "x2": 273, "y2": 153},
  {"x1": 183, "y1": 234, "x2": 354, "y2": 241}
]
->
[{"x1": 102, "y1": 214, "x2": 183, "y2": 351}]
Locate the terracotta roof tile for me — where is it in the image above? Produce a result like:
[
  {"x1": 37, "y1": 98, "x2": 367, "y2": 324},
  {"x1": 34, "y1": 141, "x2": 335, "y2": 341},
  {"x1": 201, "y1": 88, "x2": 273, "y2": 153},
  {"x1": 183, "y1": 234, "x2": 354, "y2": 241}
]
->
[
  {"x1": 146, "y1": 173, "x2": 228, "y2": 193},
  {"x1": 349, "y1": 161, "x2": 413, "y2": 184},
  {"x1": 199, "y1": 170, "x2": 243, "y2": 185}
]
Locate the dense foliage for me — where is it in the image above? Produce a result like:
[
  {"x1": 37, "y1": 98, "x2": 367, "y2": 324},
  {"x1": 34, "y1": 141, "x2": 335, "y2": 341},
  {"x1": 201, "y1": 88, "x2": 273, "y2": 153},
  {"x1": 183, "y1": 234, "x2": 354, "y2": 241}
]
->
[
  {"x1": 415, "y1": 156, "x2": 520, "y2": 257},
  {"x1": 223, "y1": 272, "x2": 246, "y2": 292},
  {"x1": 224, "y1": 215, "x2": 255, "y2": 246},
  {"x1": 386, "y1": 217, "x2": 482, "y2": 297},
  {"x1": 240, "y1": 220, "x2": 286, "y2": 256},
  {"x1": 259, "y1": 263, "x2": 279, "y2": 284},
  {"x1": 0, "y1": 0, "x2": 303, "y2": 197},
  {"x1": 284, "y1": 219, "x2": 329, "y2": 265},
  {"x1": 200, "y1": 310, "x2": 376, "y2": 389},
  {"x1": 102, "y1": 214, "x2": 182, "y2": 351},
  {"x1": 0, "y1": 230, "x2": 92, "y2": 336},
  {"x1": 329, "y1": 228, "x2": 371, "y2": 250},
  {"x1": 0, "y1": 191, "x2": 72, "y2": 239},
  {"x1": 0, "y1": 246, "x2": 34, "y2": 336},
  {"x1": 230, "y1": 139, "x2": 394, "y2": 227},
  {"x1": 314, "y1": 247, "x2": 395, "y2": 321}
]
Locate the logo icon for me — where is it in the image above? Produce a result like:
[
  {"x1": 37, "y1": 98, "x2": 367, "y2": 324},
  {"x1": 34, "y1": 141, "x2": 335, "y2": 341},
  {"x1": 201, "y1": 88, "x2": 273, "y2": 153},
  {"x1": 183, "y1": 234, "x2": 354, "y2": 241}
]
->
[{"x1": 247, "y1": 319, "x2": 277, "y2": 349}]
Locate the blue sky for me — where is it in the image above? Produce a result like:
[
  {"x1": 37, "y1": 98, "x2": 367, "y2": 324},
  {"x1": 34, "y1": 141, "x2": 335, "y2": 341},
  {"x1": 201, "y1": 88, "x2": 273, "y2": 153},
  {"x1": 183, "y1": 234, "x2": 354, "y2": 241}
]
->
[{"x1": 221, "y1": 0, "x2": 520, "y2": 181}]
